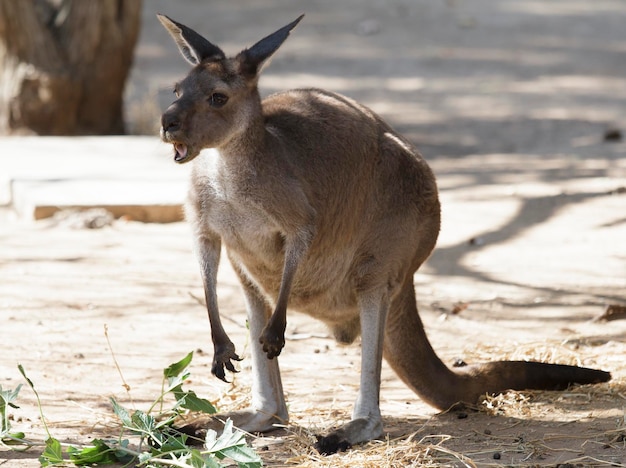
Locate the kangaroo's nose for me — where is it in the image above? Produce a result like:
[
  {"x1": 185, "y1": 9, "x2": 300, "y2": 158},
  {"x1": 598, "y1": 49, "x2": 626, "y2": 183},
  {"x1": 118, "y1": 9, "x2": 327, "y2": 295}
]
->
[{"x1": 161, "y1": 112, "x2": 180, "y2": 133}]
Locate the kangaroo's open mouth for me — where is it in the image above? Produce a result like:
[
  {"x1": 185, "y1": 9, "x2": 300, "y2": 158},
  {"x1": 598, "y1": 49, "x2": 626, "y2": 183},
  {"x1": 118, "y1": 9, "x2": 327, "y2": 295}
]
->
[{"x1": 174, "y1": 142, "x2": 188, "y2": 162}]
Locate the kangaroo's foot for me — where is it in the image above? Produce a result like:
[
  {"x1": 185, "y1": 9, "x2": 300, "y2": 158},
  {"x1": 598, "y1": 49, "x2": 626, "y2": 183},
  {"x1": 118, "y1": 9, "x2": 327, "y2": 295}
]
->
[
  {"x1": 314, "y1": 415, "x2": 384, "y2": 455},
  {"x1": 176, "y1": 409, "x2": 287, "y2": 444},
  {"x1": 211, "y1": 341, "x2": 242, "y2": 382}
]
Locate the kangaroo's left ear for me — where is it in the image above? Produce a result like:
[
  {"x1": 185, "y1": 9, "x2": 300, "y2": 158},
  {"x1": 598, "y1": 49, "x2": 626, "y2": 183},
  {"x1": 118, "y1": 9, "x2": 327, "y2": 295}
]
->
[
  {"x1": 237, "y1": 14, "x2": 304, "y2": 78},
  {"x1": 157, "y1": 14, "x2": 226, "y2": 65}
]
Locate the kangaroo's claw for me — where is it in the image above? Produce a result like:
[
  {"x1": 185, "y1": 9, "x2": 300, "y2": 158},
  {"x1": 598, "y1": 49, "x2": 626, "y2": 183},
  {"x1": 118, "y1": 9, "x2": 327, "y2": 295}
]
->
[{"x1": 211, "y1": 342, "x2": 242, "y2": 382}]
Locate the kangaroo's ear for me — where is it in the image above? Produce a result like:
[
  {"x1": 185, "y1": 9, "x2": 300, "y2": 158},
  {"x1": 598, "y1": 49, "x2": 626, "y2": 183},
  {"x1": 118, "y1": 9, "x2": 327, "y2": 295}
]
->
[
  {"x1": 157, "y1": 14, "x2": 225, "y2": 65},
  {"x1": 237, "y1": 14, "x2": 304, "y2": 78}
]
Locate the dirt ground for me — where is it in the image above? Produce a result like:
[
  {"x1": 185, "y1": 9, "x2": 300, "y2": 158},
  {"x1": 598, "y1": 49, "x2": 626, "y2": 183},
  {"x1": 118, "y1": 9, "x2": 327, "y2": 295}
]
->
[
  {"x1": 1, "y1": 172, "x2": 625, "y2": 467},
  {"x1": 2, "y1": 1, "x2": 626, "y2": 467}
]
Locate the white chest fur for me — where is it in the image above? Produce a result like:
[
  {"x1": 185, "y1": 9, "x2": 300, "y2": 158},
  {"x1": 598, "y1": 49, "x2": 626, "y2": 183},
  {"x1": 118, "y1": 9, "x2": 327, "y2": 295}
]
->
[{"x1": 190, "y1": 150, "x2": 286, "y2": 267}]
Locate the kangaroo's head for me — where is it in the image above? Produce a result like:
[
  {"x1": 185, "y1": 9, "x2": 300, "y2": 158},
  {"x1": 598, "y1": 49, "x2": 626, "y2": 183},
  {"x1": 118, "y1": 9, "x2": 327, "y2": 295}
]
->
[{"x1": 158, "y1": 14, "x2": 303, "y2": 163}]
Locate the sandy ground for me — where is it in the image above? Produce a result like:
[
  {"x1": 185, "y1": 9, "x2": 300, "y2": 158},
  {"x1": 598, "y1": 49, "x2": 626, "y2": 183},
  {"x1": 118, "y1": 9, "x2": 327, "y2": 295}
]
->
[
  {"x1": 2, "y1": 0, "x2": 626, "y2": 467},
  {"x1": 1, "y1": 162, "x2": 625, "y2": 466}
]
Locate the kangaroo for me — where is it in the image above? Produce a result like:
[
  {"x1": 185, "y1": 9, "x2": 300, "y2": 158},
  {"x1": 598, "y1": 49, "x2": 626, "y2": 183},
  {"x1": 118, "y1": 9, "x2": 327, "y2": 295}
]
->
[{"x1": 157, "y1": 14, "x2": 611, "y2": 454}]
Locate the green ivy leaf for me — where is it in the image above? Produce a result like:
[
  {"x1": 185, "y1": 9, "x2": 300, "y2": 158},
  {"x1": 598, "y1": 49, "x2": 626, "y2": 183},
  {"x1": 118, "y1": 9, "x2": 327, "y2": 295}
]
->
[
  {"x1": 0, "y1": 384, "x2": 22, "y2": 408},
  {"x1": 67, "y1": 439, "x2": 118, "y2": 465},
  {"x1": 203, "y1": 420, "x2": 262, "y2": 466},
  {"x1": 110, "y1": 397, "x2": 132, "y2": 427},
  {"x1": 164, "y1": 352, "x2": 194, "y2": 379},
  {"x1": 223, "y1": 445, "x2": 262, "y2": 467},
  {"x1": 113, "y1": 438, "x2": 133, "y2": 461},
  {"x1": 203, "y1": 419, "x2": 242, "y2": 452},
  {"x1": 9, "y1": 354, "x2": 262, "y2": 468},
  {"x1": 188, "y1": 448, "x2": 223, "y2": 468},
  {"x1": 39, "y1": 437, "x2": 64, "y2": 466},
  {"x1": 130, "y1": 410, "x2": 156, "y2": 434},
  {"x1": 1, "y1": 431, "x2": 26, "y2": 445},
  {"x1": 1, "y1": 384, "x2": 23, "y2": 435},
  {"x1": 159, "y1": 432, "x2": 189, "y2": 453},
  {"x1": 137, "y1": 451, "x2": 152, "y2": 464},
  {"x1": 171, "y1": 385, "x2": 217, "y2": 414}
]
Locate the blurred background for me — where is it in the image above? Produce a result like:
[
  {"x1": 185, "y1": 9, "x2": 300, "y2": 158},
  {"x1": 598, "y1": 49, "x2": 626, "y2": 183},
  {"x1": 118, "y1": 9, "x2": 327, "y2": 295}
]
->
[{"x1": 1, "y1": 0, "x2": 624, "y2": 158}]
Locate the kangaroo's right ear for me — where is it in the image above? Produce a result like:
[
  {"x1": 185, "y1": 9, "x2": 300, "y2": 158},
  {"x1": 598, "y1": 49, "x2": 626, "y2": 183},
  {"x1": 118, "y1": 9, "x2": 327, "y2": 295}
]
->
[
  {"x1": 157, "y1": 14, "x2": 225, "y2": 65},
  {"x1": 237, "y1": 14, "x2": 304, "y2": 78}
]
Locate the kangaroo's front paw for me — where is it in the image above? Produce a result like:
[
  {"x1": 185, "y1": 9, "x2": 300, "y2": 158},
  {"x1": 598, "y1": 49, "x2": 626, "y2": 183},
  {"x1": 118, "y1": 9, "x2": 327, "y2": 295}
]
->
[
  {"x1": 259, "y1": 325, "x2": 285, "y2": 359},
  {"x1": 211, "y1": 341, "x2": 242, "y2": 382}
]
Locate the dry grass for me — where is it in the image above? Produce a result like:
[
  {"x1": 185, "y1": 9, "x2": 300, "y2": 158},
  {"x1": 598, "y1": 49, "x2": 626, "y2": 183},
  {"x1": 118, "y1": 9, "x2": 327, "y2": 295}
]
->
[
  {"x1": 78, "y1": 325, "x2": 625, "y2": 467},
  {"x1": 232, "y1": 338, "x2": 626, "y2": 467},
  {"x1": 246, "y1": 392, "x2": 625, "y2": 467},
  {"x1": 254, "y1": 423, "x2": 476, "y2": 468}
]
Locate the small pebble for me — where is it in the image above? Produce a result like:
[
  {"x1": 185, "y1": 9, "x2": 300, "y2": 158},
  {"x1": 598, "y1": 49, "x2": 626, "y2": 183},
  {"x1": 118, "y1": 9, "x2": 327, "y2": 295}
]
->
[
  {"x1": 469, "y1": 236, "x2": 485, "y2": 246},
  {"x1": 604, "y1": 128, "x2": 622, "y2": 142}
]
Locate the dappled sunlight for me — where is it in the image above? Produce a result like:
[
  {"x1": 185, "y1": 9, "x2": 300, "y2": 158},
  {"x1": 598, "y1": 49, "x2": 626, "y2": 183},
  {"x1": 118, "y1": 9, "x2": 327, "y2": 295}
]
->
[
  {"x1": 437, "y1": 196, "x2": 521, "y2": 249},
  {"x1": 468, "y1": 193, "x2": 626, "y2": 291},
  {"x1": 498, "y1": 0, "x2": 625, "y2": 17},
  {"x1": 127, "y1": 0, "x2": 626, "y2": 172},
  {"x1": 260, "y1": 74, "x2": 425, "y2": 95},
  {"x1": 422, "y1": 148, "x2": 625, "y2": 307},
  {"x1": 510, "y1": 75, "x2": 626, "y2": 96}
]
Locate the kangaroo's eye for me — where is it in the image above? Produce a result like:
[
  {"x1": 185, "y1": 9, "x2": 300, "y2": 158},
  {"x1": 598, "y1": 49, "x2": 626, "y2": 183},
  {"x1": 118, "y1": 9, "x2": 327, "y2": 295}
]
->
[{"x1": 208, "y1": 93, "x2": 228, "y2": 108}]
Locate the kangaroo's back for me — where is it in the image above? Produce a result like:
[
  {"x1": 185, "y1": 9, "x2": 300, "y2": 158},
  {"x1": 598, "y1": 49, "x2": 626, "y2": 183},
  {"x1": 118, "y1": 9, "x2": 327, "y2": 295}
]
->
[{"x1": 261, "y1": 87, "x2": 441, "y2": 246}]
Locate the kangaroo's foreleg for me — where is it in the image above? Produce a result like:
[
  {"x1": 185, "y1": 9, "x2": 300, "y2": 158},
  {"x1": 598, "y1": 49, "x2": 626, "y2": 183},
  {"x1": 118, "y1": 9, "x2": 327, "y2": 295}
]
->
[
  {"x1": 197, "y1": 233, "x2": 241, "y2": 382},
  {"x1": 259, "y1": 232, "x2": 311, "y2": 359},
  {"x1": 176, "y1": 258, "x2": 288, "y2": 437},
  {"x1": 314, "y1": 287, "x2": 389, "y2": 454}
]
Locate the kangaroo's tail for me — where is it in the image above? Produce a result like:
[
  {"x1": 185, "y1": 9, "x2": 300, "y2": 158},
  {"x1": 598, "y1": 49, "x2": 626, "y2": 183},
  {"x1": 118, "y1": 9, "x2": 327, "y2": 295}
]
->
[{"x1": 383, "y1": 280, "x2": 611, "y2": 410}]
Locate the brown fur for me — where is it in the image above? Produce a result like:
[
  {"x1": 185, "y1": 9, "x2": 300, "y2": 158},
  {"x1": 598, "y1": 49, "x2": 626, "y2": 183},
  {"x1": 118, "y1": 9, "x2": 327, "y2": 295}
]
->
[{"x1": 157, "y1": 14, "x2": 611, "y2": 454}]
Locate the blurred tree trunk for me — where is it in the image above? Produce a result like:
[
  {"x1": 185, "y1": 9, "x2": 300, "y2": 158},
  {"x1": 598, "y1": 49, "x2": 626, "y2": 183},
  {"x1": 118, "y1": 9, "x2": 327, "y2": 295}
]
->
[{"x1": 0, "y1": 0, "x2": 142, "y2": 135}]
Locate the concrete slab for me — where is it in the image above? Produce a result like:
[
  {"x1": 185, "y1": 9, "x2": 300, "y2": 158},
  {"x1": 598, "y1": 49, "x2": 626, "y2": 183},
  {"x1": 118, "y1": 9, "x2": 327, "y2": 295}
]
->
[{"x1": 0, "y1": 136, "x2": 192, "y2": 222}]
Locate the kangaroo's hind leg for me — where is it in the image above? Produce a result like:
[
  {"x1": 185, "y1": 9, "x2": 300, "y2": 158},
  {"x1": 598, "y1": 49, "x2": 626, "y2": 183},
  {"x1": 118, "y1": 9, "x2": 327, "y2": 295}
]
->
[
  {"x1": 239, "y1": 269, "x2": 290, "y2": 430},
  {"x1": 314, "y1": 286, "x2": 390, "y2": 454}
]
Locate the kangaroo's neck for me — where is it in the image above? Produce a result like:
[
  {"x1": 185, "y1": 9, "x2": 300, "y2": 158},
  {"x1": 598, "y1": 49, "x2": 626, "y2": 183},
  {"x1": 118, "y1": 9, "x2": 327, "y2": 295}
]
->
[{"x1": 217, "y1": 93, "x2": 269, "y2": 164}]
